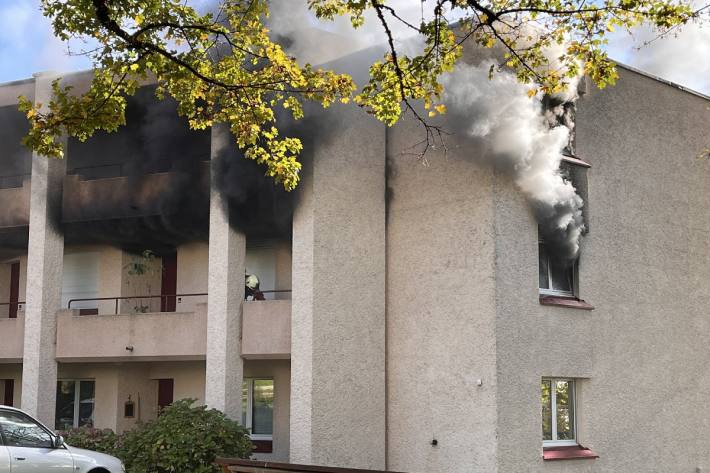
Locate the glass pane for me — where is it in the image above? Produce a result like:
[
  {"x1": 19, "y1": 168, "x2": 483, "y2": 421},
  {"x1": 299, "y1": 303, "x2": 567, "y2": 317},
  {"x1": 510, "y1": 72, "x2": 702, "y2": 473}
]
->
[
  {"x1": 555, "y1": 380, "x2": 575, "y2": 440},
  {"x1": 550, "y1": 259, "x2": 573, "y2": 293},
  {"x1": 56, "y1": 380, "x2": 76, "y2": 430},
  {"x1": 541, "y1": 380, "x2": 552, "y2": 440},
  {"x1": 241, "y1": 380, "x2": 248, "y2": 427},
  {"x1": 252, "y1": 379, "x2": 274, "y2": 435},
  {"x1": 538, "y1": 243, "x2": 550, "y2": 290},
  {"x1": 0, "y1": 410, "x2": 53, "y2": 448},
  {"x1": 78, "y1": 381, "x2": 95, "y2": 428}
]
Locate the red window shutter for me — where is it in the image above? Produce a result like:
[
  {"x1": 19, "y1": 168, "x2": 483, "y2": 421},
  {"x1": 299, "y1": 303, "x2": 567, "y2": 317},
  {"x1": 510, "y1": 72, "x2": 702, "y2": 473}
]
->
[
  {"x1": 9, "y1": 262, "x2": 19, "y2": 319},
  {"x1": 157, "y1": 378, "x2": 174, "y2": 412},
  {"x1": 3, "y1": 379, "x2": 14, "y2": 406}
]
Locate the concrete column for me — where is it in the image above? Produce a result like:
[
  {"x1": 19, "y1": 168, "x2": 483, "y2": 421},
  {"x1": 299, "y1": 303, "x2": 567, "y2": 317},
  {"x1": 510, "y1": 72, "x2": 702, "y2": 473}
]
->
[
  {"x1": 21, "y1": 72, "x2": 66, "y2": 425},
  {"x1": 205, "y1": 124, "x2": 245, "y2": 419},
  {"x1": 290, "y1": 107, "x2": 387, "y2": 469}
]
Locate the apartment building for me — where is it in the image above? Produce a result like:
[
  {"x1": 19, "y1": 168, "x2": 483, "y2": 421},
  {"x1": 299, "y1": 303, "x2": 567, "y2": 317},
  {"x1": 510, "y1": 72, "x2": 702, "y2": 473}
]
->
[{"x1": 0, "y1": 48, "x2": 709, "y2": 472}]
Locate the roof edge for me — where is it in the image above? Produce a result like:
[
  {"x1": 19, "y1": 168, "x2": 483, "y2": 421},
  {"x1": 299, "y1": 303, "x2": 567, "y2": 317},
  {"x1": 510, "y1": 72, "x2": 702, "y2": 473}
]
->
[{"x1": 613, "y1": 61, "x2": 709, "y2": 101}]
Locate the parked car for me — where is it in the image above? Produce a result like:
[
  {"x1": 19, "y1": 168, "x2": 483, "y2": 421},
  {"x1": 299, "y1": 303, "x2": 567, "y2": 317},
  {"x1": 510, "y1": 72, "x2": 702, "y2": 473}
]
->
[{"x1": 0, "y1": 405, "x2": 124, "y2": 473}]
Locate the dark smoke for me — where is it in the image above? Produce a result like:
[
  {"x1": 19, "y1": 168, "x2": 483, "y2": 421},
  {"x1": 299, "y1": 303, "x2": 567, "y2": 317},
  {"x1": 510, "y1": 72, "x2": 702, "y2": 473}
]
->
[
  {"x1": 62, "y1": 85, "x2": 211, "y2": 251},
  {"x1": 0, "y1": 105, "x2": 32, "y2": 257}
]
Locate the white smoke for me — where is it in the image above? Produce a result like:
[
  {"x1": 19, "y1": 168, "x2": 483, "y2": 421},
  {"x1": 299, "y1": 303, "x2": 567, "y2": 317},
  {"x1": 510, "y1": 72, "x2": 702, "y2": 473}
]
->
[{"x1": 442, "y1": 61, "x2": 585, "y2": 259}]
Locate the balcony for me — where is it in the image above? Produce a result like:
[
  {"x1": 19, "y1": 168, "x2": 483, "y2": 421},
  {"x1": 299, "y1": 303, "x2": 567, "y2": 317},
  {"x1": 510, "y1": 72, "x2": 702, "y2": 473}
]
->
[
  {"x1": 242, "y1": 300, "x2": 291, "y2": 359},
  {"x1": 62, "y1": 165, "x2": 209, "y2": 223},
  {"x1": 56, "y1": 303, "x2": 208, "y2": 362},
  {"x1": 0, "y1": 314, "x2": 24, "y2": 362},
  {"x1": 0, "y1": 178, "x2": 30, "y2": 229},
  {"x1": 55, "y1": 295, "x2": 292, "y2": 361}
]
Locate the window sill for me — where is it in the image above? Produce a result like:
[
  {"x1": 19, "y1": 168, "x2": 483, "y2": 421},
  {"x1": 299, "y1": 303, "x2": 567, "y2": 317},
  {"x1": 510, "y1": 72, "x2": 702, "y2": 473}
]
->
[
  {"x1": 543, "y1": 445, "x2": 598, "y2": 461},
  {"x1": 561, "y1": 154, "x2": 591, "y2": 168},
  {"x1": 540, "y1": 295, "x2": 594, "y2": 310}
]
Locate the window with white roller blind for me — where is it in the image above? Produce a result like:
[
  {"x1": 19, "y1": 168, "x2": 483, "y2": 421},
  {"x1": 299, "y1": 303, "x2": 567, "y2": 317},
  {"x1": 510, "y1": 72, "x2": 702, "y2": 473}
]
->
[{"x1": 61, "y1": 252, "x2": 100, "y2": 311}]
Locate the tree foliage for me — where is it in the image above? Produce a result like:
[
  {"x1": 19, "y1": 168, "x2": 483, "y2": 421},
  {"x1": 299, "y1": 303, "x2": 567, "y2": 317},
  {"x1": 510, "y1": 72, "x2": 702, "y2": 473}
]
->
[{"x1": 21, "y1": 0, "x2": 706, "y2": 188}]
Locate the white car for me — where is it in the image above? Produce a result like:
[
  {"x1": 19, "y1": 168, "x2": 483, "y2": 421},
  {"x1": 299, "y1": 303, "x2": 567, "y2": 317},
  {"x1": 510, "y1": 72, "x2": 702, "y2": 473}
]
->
[{"x1": 0, "y1": 405, "x2": 124, "y2": 473}]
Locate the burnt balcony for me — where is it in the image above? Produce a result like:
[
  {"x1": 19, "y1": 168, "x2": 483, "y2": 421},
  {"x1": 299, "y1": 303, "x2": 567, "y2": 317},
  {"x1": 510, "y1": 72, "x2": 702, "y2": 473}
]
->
[
  {"x1": 62, "y1": 163, "x2": 210, "y2": 223},
  {"x1": 0, "y1": 177, "x2": 30, "y2": 230}
]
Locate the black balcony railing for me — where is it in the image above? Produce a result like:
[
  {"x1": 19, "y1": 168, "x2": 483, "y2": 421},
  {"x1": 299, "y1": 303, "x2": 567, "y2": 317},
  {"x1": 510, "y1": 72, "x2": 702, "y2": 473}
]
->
[
  {"x1": 0, "y1": 301, "x2": 25, "y2": 319},
  {"x1": 67, "y1": 290, "x2": 292, "y2": 315}
]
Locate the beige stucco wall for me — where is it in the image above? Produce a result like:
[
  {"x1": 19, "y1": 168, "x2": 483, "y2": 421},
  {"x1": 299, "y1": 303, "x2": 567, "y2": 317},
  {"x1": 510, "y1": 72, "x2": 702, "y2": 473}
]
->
[
  {"x1": 385, "y1": 111, "x2": 499, "y2": 473},
  {"x1": 245, "y1": 359, "x2": 291, "y2": 462},
  {"x1": 492, "y1": 67, "x2": 710, "y2": 472}
]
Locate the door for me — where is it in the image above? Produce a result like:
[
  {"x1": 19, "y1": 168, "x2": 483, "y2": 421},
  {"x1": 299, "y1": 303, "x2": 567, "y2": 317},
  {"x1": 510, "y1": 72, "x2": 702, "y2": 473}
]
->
[
  {"x1": 0, "y1": 409, "x2": 72, "y2": 472},
  {"x1": 157, "y1": 379, "x2": 174, "y2": 412},
  {"x1": 160, "y1": 252, "x2": 177, "y2": 312},
  {"x1": 8, "y1": 263, "x2": 19, "y2": 319}
]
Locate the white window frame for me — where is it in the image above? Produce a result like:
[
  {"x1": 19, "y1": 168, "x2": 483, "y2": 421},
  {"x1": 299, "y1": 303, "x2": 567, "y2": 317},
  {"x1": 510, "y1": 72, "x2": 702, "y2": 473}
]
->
[
  {"x1": 538, "y1": 240, "x2": 577, "y2": 298},
  {"x1": 242, "y1": 378, "x2": 273, "y2": 441},
  {"x1": 57, "y1": 379, "x2": 95, "y2": 429},
  {"x1": 542, "y1": 378, "x2": 577, "y2": 447}
]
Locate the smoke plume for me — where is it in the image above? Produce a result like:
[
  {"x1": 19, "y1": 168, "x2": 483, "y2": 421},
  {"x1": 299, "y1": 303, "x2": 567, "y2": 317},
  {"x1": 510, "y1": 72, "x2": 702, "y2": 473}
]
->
[{"x1": 442, "y1": 60, "x2": 585, "y2": 260}]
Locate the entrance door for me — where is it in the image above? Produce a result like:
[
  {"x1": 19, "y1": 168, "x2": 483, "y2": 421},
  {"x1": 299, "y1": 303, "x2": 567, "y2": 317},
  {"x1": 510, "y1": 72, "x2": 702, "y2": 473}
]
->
[
  {"x1": 8, "y1": 262, "x2": 19, "y2": 319},
  {"x1": 157, "y1": 379, "x2": 174, "y2": 413},
  {"x1": 160, "y1": 253, "x2": 177, "y2": 312}
]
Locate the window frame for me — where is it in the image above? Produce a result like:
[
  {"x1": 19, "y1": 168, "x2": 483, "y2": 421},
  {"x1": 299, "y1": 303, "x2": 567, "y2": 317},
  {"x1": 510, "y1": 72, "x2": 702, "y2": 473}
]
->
[
  {"x1": 242, "y1": 378, "x2": 273, "y2": 441},
  {"x1": 538, "y1": 240, "x2": 577, "y2": 298},
  {"x1": 56, "y1": 379, "x2": 95, "y2": 430},
  {"x1": 542, "y1": 378, "x2": 578, "y2": 447}
]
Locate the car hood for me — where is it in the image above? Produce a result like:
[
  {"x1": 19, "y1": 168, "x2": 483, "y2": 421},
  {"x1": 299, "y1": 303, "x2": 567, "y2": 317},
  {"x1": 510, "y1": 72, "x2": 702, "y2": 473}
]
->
[{"x1": 66, "y1": 445, "x2": 124, "y2": 472}]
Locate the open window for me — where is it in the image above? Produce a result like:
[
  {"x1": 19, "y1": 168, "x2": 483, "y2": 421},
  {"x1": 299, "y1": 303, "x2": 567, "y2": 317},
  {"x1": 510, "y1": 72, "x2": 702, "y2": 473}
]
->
[{"x1": 538, "y1": 239, "x2": 576, "y2": 298}]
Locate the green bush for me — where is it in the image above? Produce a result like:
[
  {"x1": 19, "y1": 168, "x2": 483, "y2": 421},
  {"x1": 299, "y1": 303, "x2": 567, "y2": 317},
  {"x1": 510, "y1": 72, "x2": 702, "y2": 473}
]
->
[
  {"x1": 60, "y1": 427, "x2": 121, "y2": 456},
  {"x1": 62, "y1": 400, "x2": 253, "y2": 473}
]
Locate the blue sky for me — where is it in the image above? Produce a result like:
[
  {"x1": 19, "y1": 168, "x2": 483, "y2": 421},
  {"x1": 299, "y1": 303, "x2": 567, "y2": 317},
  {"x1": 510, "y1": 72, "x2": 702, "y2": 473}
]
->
[{"x1": 1, "y1": 0, "x2": 708, "y2": 95}]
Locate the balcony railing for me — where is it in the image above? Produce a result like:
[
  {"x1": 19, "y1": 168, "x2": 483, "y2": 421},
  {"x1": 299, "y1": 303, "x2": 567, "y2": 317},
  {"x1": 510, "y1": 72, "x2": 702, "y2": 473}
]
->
[
  {"x1": 67, "y1": 291, "x2": 292, "y2": 315},
  {"x1": 68, "y1": 293, "x2": 208, "y2": 315}
]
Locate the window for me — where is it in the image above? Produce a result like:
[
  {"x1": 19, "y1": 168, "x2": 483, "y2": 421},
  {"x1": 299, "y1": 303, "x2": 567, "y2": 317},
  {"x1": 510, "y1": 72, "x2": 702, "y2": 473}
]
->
[
  {"x1": 542, "y1": 378, "x2": 576, "y2": 446},
  {"x1": 55, "y1": 380, "x2": 95, "y2": 430},
  {"x1": 0, "y1": 410, "x2": 53, "y2": 448},
  {"x1": 538, "y1": 240, "x2": 576, "y2": 297},
  {"x1": 241, "y1": 378, "x2": 274, "y2": 439}
]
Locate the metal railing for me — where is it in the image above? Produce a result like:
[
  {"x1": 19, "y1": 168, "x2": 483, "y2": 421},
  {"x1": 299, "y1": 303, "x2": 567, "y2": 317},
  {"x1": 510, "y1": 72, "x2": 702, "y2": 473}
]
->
[
  {"x1": 67, "y1": 290, "x2": 292, "y2": 315},
  {"x1": 216, "y1": 458, "x2": 404, "y2": 473},
  {"x1": 68, "y1": 293, "x2": 208, "y2": 315},
  {"x1": 0, "y1": 301, "x2": 25, "y2": 318}
]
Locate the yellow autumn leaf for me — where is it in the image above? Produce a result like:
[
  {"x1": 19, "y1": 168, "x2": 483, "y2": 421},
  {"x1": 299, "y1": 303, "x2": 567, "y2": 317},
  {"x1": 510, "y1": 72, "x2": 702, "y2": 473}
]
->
[
  {"x1": 435, "y1": 104, "x2": 447, "y2": 114},
  {"x1": 135, "y1": 14, "x2": 144, "y2": 25}
]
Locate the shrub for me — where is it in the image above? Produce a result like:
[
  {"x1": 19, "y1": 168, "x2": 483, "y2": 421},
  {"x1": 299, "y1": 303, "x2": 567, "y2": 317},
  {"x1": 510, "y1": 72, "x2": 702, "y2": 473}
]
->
[
  {"x1": 120, "y1": 399, "x2": 253, "y2": 473},
  {"x1": 60, "y1": 427, "x2": 121, "y2": 457},
  {"x1": 60, "y1": 400, "x2": 253, "y2": 473}
]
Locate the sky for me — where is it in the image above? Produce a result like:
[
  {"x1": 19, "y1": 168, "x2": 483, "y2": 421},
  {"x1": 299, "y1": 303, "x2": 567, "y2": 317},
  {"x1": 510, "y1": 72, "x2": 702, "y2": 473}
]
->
[{"x1": 0, "y1": 0, "x2": 707, "y2": 96}]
